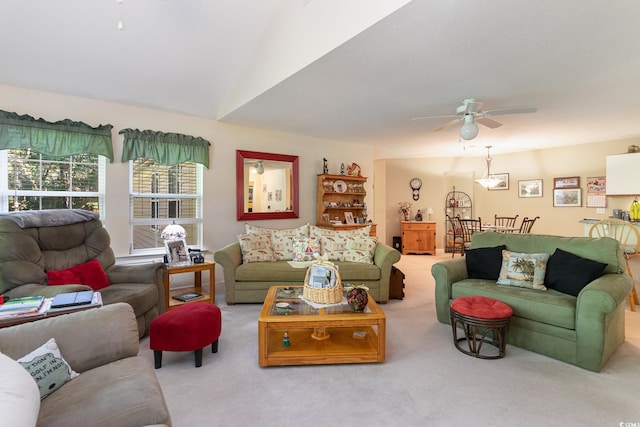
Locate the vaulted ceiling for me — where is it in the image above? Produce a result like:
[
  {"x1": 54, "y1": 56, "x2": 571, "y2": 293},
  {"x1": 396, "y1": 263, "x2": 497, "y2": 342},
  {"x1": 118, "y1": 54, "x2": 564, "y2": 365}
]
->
[{"x1": 1, "y1": 0, "x2": 639, "y2": 159}]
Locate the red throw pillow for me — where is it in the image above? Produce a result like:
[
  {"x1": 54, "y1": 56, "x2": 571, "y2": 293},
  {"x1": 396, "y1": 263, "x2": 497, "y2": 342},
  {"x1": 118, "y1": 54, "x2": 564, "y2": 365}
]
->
[{"x1": 47, "y1": 259, "x2": 110, "y2": 291}]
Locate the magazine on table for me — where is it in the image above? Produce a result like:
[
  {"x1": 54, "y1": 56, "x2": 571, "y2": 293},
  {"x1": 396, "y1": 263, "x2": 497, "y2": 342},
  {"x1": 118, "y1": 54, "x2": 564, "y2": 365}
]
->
[{"x1": 0, "y1": 295, "x2": 45, "y2": 315}]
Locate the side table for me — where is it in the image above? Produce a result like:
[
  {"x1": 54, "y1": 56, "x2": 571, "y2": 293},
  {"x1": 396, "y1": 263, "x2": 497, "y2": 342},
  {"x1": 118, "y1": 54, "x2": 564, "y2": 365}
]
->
[{"x1": 164, "y1": 260, "x2": 215, "y2": 311}]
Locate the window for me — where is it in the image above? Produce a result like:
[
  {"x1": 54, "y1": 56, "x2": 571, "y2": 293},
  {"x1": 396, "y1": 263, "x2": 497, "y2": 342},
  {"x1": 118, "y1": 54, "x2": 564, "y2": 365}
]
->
[
  {"x1": 130, "y1": 158, "x2": 202, "y2": 253},
  {"x1": 0, "y1": 148, "x2": 105, "y2": 213}
]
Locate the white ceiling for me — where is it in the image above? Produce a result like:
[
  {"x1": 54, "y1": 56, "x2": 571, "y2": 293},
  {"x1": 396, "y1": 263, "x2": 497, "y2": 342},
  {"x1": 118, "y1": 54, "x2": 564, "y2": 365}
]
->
[{"x1": 1, "y1": 0, "x2": 639, "y2": 159}]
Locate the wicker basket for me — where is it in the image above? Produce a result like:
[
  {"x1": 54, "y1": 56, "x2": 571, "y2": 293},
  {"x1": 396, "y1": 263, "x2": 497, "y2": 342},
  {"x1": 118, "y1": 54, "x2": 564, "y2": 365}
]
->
[{"x1": 303, "y1": 262, "x2": 343, "y2": 304}]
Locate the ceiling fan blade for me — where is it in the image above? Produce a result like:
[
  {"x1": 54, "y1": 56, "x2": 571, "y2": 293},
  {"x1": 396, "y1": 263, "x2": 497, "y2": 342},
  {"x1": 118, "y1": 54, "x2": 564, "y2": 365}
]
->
[
  {"x1": 434, "y1": 118, "x2": 461, "y2": 132},
  {"x1": 476, "y1": 117, "x2": 502, "y2": 129},
  {"x1": 483, "y1": 106, "x2": 538, "y2": 116},
  {"x1": 411, "y1": 114, "x2": 458, "y2": 121}
]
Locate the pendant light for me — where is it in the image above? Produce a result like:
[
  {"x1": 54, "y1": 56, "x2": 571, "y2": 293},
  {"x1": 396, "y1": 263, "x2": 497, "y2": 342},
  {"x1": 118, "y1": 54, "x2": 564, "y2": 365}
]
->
[{"x1": 475, "y1": 146, "x2": 502, "y2": 188}]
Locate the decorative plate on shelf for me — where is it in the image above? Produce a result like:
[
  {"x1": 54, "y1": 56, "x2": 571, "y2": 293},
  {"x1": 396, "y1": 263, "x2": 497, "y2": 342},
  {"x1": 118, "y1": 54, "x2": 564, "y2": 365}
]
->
[{"x1": 333, "y1": 180, "x2": 347, "y2": 193}]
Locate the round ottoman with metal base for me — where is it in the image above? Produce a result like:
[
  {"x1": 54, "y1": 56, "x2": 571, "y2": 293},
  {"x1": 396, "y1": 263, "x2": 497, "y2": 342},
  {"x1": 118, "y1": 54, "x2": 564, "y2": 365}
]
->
[
  {"x1": 450, "y1": 296, "x2": 513, "y2": 359},
  {"x1": 150, "y1": 302, "x2": 222, "y2": 368}
]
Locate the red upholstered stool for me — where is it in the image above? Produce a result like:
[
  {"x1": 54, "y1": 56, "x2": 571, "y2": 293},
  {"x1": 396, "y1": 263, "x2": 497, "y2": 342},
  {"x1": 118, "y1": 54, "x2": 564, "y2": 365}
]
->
[
  {"x1": 150, "y1": 302, "x2": 222, "y2": 368},
  {"x1": 450, "y1": 296, "x2": 513, "y2": 359}
]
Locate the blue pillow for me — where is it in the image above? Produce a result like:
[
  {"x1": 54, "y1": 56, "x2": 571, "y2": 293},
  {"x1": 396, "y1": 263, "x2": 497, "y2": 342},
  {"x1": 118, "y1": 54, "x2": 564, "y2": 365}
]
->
[
  {"x1": 544, "y1": 248, "x2": 607, "y2": 297},
  {"x1": 465, "y1": 245, "x2": 507, "y2": 280}
]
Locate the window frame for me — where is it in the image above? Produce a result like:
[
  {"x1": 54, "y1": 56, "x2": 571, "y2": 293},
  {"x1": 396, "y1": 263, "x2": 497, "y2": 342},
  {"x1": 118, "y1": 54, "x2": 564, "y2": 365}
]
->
[{"x1": 129, "y1": 159, "x2": 203, "y2": 255}]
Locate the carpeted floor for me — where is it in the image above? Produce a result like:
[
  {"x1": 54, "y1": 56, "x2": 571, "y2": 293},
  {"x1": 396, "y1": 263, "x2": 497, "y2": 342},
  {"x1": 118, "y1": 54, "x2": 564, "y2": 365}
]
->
[{"x1": 139, "y1": 254, "x2": 640, "y2": 427}]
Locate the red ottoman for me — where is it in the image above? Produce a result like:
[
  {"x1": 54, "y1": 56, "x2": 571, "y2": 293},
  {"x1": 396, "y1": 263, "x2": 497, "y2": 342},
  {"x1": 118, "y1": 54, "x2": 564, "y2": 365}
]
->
[
  {"x1": 450, "y1": 296, "x2": 513, "y2": 359},
  {"x1": 150, "y1": 302, "x2": 222, "y2": 368}
]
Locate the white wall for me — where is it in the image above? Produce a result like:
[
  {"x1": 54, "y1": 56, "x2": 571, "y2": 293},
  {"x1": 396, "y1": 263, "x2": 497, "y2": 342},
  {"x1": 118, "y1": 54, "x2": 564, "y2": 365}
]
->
[
  {"x1": 0, "y1": 84, "x2": 375, "y2": 265},
  {"x1": 380, "y1": 138, "x2": 640, "y2": 248}
]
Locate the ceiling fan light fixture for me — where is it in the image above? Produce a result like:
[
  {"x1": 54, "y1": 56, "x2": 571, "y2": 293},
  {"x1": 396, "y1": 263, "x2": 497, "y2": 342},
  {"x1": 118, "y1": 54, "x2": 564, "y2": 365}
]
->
[
  {"x1": 459, "y1": 115, "x2": 479, "y2": 140},
  {"x1": 475, "y1": 146, "x2": 502, "y2": 188}
]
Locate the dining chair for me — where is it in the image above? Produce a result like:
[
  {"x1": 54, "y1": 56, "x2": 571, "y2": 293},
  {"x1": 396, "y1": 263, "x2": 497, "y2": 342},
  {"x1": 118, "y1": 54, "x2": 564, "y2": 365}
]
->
[
  {"x1": 518, "y1": 216, "x2": 539, "y2": 233},
  {"x1": 589, "y1": 219, "x2": 640, "y2": 311},
  {"x1": 494, "y1": 214, "x2": 519, "y2": 232},
  {"x1": 446, "y1": 215, "x2": 464, "y2": 257},
  {"x1": 458, "y1": 217, "x2": 483, "y2": 254}
]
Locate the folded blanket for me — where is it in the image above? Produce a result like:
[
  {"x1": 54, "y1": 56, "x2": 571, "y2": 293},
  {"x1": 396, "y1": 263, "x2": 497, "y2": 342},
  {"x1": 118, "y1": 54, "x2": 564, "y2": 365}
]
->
[{"x1": 0, "y1": 209, "x2": 99, "y2": 228}]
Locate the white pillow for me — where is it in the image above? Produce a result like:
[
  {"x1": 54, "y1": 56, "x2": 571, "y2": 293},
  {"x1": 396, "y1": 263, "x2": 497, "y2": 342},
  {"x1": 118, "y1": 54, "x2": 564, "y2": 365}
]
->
[
  {"x1": 344, "y1": 236, "x2": 378, "y2": 264},
  {"x1": 237, "y1": 233, "x2": 275, "y2": 263},
  {"x1": 245, "y1": 224, "x2": 310, "y2": 260},
  {"x1": 17, "y1": 338, "x2": 79, "y2": 400},
  {"x1": 310, "y1": 225, "x2": 371, "y2": 261},
  {"x1": 0, "y1": 352, "x2": 40, "y2": 425},
  {"x1": 292, "y1": 236, "x2": 321, "y2": 262}
]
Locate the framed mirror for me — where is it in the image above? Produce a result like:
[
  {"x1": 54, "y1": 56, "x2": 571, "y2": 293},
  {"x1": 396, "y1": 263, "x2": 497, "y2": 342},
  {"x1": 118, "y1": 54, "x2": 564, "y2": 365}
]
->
[{"x1": 236, "y1": 150, "x2": 299, "y2": 220}]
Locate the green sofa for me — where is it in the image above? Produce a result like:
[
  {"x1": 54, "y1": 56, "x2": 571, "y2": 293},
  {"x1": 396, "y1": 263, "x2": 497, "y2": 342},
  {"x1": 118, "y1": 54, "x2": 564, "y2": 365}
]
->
[
  {"x1": 431, "y1": 232, "x2": 632, "y2": 372},
  {"x1": 214, "y1": 241, "x2": 400, "y2": 304}
]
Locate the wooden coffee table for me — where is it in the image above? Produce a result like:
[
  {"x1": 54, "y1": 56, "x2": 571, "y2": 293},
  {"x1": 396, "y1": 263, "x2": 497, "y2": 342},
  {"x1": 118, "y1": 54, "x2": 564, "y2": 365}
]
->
[{"x1": 258, "y1": 286, "x2": 386, "y2": 367}]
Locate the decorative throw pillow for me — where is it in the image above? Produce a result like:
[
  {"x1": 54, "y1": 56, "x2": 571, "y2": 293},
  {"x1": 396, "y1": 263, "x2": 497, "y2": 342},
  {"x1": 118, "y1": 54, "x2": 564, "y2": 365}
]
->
[
  {"x1": 17, "y1": 338, "x2": 79, "y2": 400},
  {"x1": 544, "y1": 248, "x2": 607, "y2": 297},
  {"x1": 245, "y1": 224, "x2": 309, "y2": 260},
  {"x1": 344, "y1": 236, "x2": 378, "y2": 264},
  {"x1": 497, "y1": 250, "x2": 549, "y2": 290},
  {"x1": 237, "y1": 233, "x2": 275, "y2": 263},
  {"x1": 310, "y1": 226, "x2": 370, "y2": 261},
  {"x1": 46, "y1": 259, "x2": 110, "y2": 291},
  {"x1": 465, "y1": 245, "x2": 507, "y2": 280},
  {"x1": 292, "y1": 236, "x2": 321, "y2": 262}
]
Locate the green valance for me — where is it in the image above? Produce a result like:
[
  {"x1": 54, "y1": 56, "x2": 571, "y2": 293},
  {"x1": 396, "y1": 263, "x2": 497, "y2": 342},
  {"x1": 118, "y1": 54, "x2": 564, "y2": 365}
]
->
[
  {"x1": 0, "y1": 110, "x2": 114, "y2": 161},
  {"x1": 119, "y1": 128, "x2": 210, "y2": 168}
]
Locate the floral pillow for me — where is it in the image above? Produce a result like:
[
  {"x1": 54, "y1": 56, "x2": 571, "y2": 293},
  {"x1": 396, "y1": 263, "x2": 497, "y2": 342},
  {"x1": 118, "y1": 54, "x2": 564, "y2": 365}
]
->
[
  {"x1": 237, "y1": 233, "x2": 275, "y2": 263},
  {"x1": 309, "y1": 225, "x2": 371, "y2": 261},
  {"x1": 497, "y1": 250, "x2": 549, "y2": 290},
  {"x1": 245, "y1": 223, "x2": 309, "y2": 260},
  {"x1": 344, "y1": 236, "x2": 378, "y2": 264},
  {"x1": 292, "y1": 237, "x2": 321, "y2": 262}
]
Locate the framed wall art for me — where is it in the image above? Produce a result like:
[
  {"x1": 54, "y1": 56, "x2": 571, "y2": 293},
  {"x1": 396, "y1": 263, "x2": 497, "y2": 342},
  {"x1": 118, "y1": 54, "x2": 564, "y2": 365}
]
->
[
  {"x1": 554, "y1": 188, "x2": 582, "y2": 207},
  {"x1": 489, "y1": 173, "x2": 509, "y2": 191},
  {"x1": 518, "y1": 179, "x2": 543, "y2": 198},
  {"x1": 344, "y1": 211, "x2": 355, "y2": 224},
  {"x1": 554, "y1": 176, "x2": 580, "y2": 189}
]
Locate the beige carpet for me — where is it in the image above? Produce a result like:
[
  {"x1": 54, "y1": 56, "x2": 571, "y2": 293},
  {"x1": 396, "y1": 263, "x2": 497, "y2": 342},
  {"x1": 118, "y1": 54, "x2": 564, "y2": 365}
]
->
[{"x1": 139, "y1": 254, "x2": 640, "y2": 427}]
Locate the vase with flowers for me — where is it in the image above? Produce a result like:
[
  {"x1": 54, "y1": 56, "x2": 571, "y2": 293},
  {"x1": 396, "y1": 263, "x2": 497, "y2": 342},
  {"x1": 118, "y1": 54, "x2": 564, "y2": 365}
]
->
[
  {"x1": 344, "y1": 284, "x2": 369, "y2": 312},
  {"x1": 398, "y1": 201, "x2": 412, "y2": 221}
]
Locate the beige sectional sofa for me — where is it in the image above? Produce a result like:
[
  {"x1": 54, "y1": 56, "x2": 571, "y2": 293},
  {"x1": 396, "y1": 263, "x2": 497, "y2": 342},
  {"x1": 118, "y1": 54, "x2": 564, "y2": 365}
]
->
[
  {"x1": 0, "y1": 303, "x2": 172, "y2": 427},
  {"x1": 214, "y1": 224, "x2": 401, "y2": 304}
]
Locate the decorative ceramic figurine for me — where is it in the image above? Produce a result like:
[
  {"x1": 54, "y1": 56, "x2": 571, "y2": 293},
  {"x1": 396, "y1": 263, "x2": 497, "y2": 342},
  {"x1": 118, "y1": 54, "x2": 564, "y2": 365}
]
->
[
  {"x1": 323, "y1": 158, "x2": 329, "y2": 174},
  {"x1": 415, "y1": 210, "x2": 423, "y2": 221},
  {"x1": 340, "y1": 163, "x2": 345, "y2": 175}
]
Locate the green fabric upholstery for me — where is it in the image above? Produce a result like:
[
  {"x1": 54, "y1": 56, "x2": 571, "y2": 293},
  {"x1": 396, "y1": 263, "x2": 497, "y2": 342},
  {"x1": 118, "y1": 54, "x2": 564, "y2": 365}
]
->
[
  {"x1": 0, "y1": 210, "x2": 167, "y2": 337},
  {"x1": 431, "y1": 232, "x2": 632, "y2": 372},
  {"x1": 214, "y1": 241, "x2": 400, "y2": 304}
]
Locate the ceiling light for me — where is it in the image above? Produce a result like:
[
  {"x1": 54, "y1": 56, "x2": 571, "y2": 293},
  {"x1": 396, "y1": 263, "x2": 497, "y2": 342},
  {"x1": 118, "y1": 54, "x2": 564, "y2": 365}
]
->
[
  {"x1": 475, "y1": 146, "x2": 502, "y2": 188},
  {"x1": 256, "y1": 161, "x2": 264, "y2": 175},
  {"x1": 459, "y1": 115, "x2": 479, "y2": 140}
]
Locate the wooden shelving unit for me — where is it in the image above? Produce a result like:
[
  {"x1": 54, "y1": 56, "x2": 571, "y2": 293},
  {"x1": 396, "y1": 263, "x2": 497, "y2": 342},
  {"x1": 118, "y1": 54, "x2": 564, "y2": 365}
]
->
[{"x1": 316, "y1": 174, "x2": 375, "y2": 235}]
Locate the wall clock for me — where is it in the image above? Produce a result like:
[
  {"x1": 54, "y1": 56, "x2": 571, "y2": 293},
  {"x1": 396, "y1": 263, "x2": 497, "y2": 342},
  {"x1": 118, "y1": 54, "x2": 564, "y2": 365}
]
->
[{"x1": 410, "y1": 178, "x2": 422, "y2": 201}]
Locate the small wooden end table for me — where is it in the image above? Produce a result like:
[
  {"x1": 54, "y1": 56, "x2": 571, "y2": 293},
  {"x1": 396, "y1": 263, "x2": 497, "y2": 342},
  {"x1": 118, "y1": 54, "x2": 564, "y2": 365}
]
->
[{"x1": 164, "y1": 260, "x2": 215, "y2": 311}]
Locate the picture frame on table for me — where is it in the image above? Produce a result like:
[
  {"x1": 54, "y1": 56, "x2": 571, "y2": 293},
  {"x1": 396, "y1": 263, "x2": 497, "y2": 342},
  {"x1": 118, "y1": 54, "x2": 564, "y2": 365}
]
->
[
  {"x1": 518, "y1": 179, "x2": 543, "y2": 198},
  {"x1": 554, "y1": 176, "x2": 580, "y2": 189},
  {"x1": 344, "y1": 211, "x2": 355, "y2": 224},
  {"x1": 322, "y1": 213, "x2": 330, "y2": 223},
  {"x1": 165, "y1": 239, "x2": 190, "y2": 265},
  {"x1": 489, "y1": 173, "x2": 509, "y2": 191},
  {"x1": 554, "y1": 188, "x2": 582, "y2": 207}
]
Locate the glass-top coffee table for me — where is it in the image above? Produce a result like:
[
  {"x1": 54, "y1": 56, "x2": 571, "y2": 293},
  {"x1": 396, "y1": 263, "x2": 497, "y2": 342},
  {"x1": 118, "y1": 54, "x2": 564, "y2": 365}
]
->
[{"x1": 258, "y1": 286, "x2": 386, "y2": 367}]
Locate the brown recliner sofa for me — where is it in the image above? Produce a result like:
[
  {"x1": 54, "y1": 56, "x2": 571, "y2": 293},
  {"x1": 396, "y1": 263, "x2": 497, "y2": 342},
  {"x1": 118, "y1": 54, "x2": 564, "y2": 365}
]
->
[{"x1": 0, "y1": 209, "x2": 166, "y2": 337}]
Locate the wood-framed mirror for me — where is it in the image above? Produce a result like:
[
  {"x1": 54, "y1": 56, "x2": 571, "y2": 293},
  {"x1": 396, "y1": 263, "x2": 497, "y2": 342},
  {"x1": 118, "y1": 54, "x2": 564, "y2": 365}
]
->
[{"x1": 236, "y1": 150, "x2": 299, "y2": 220}]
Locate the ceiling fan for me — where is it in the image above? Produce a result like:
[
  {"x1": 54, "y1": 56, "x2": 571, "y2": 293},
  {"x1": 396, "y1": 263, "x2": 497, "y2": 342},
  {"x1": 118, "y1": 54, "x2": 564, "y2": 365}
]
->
[{"x1": 412, "y1": 98, "x2": 538, "y2": 141}]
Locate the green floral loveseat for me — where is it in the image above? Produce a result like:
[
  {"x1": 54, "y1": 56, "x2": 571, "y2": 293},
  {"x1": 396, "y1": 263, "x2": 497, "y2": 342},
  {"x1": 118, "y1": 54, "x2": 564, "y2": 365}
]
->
[{"x1": 214, "y1": 223, "x2": 400, "y2": 304}]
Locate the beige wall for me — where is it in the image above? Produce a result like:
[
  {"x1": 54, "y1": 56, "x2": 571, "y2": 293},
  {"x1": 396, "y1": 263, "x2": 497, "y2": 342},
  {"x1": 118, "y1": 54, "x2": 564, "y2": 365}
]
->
[
  {"x1": 0, "y1": 85, "x2": 374, "y2": 262},
  {"x1": 379, "y1": 139, "x2": 640, "y2": 248}
]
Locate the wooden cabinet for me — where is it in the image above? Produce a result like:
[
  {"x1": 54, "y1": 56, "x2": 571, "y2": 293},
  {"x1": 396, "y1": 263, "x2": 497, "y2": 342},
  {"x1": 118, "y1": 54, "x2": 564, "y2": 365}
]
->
[
  {"x1": 317, "y1": 174, "x2": 375, "y2": 235},
  {"x1": 401, "y1": 221, "x2": 436, "y2": 255}
]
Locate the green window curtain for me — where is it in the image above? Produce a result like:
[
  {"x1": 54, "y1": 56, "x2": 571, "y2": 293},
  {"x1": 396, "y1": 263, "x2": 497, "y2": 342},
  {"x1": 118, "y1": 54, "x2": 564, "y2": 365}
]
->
[
  {"x1": 119, "y1": 128, "x2": 210, "y2": 168},
  {"x1": 0, "y1": 110, "x2": 114, "y2": 161}
]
